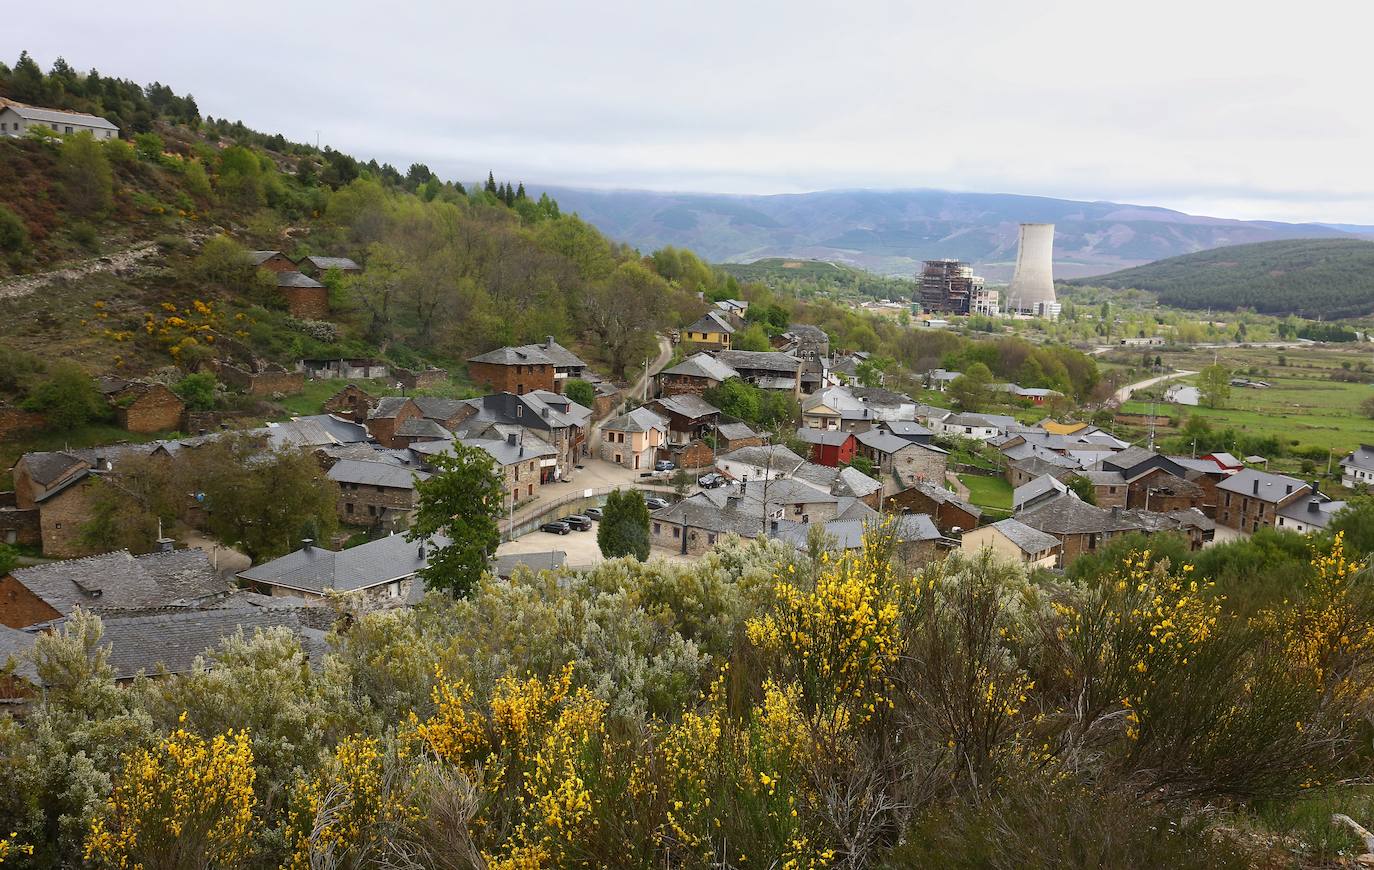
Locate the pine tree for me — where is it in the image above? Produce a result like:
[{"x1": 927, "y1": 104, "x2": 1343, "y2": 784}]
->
[
  {"x1": 516, "y1": 182, "x2": 526, "y2": 200},
  {"x1": 485, "y1": 171, "x2": 498, "y2": 194}
]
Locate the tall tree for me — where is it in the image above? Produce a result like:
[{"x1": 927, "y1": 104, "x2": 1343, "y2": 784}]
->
[
  {"x1": 948, "y1": 362, "x2": 993, "y2": 412},
  {"x1": 409, "y1": 444, "x2": 504, "y2": 597},
  {"x1": 58, "y1": 133, "x2": 114, "y2": 217},
  {"x1": 580, "y1": 261, "x2": 665, "y2": 378},
  {"x1": 597, "y1": 490, "x2": 650, "y2": 561},
  {"x1": 485, "y1": 171, "x2": 498, "y2": 194},
  {"x1": 1197, "y1": 364, "x2": 1231, "y2": 409}
]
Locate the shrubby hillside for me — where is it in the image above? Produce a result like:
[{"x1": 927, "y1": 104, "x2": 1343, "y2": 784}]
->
[{"x1": 1068, "y1": 238, "x2": 1374, "y2": 318}]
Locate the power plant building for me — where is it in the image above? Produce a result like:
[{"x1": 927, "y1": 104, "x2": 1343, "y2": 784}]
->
[
  {"x1": 919, "y1": 259, "x2": 994, "y2": 315},
  {"x1": 1004, "y1": 223, "x2": 1057, "y2": 317}
]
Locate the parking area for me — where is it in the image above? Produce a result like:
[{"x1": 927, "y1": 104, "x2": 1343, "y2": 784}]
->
[{"x1": 497, "y1": 515, "x2": 695, "y2": 570}]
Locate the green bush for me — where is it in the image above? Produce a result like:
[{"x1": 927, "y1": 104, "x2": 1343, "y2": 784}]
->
[{"x1": 0, "y1": 203, "x2": 29, "y2": 253}]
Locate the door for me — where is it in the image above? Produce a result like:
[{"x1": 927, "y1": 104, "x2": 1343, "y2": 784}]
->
[{"x1": 634, "y1": 454, "x2": 641, "y2": 469}]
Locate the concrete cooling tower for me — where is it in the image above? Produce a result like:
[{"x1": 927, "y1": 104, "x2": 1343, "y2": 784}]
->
[{"x1": 1006, "y1": 223, "x2": 1056, "y2": 313}]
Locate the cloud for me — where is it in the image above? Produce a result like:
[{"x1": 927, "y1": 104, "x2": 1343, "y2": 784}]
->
[{"x1": 12, "y1": 0, "x2": 1374, "y2": 223}]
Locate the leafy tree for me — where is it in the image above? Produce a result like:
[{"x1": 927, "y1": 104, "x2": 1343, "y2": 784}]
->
[
  {"x1": 133, "y1": 131, "x2": 163, "y2": 160},
  {"x1": 78, "y1": 476, "x2": 160, "y2": 554},
  {"x1": 704, "y1": 377, "x2": 761, "y2": 425},
  {"x1": 192, "y1": 437, "x2": 339, "y2": 562},
  {"x1": 22, "y1": 361, "x2": 104, "y2": 430},
  {"x1": 58, "y1": 132, "x2": 114, "y2": 217},
  {"x1": 0, "y1": 543, "x2": 17, "y2": 577},
  {"x1": 563, "y1": 378, "x2": 596, "y2": 409},
  {"x1": 846, "y1": 455, "x2": 876, "y2": 478},
  {"x1": 948, "y1": 362, "x2": 993, "y2": 411},
  {"x1": 597, "y1": 489, "x2": 650, "y2": 561},
  {"x1": 1197, "y1": 364, "x2": 1232, "y2": 409},
  {"x1": 1067, "y1": 475, "x2": 1098, "y2": 505},
  {"x1": 172, "y1": 372, "x2": 218, "y2": 411},
  {"x1": 732, "y1": 322, "x2": 771, "y2": 352},
  {"x1": 1360, "y1": 395, "x2": 1374, "y2": 421},
  {"x1": 409, "y1": 443, "x2": 504, "y2": 597},
  {"x1": 216, "y1": 145, "x2": 265, "y2": 209},
  {"x1": 183, "y1": 159, "x2": 212, "y2": 199},
  {"x1": 580, "y1": 260, "x2": 665, "y2": 378}
]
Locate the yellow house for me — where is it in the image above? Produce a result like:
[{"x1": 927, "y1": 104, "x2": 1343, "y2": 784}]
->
[
  {"x1": 960, "y1": 518, "x2": 1059, "y2": 569},
  {"x1": 599, "y1": 407, "x2": 668, "y2": 470},
  {"x1": 683, "y1": 311, "x2": 735, "y2": 350}
]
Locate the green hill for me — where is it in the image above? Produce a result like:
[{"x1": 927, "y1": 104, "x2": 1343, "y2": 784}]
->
[
  {"x1": 1067, "y1": 238, "x2": 1374, "y2": 318},
  {"x1": 717, "y1": 257, "x2": 915, "y2": 300}
]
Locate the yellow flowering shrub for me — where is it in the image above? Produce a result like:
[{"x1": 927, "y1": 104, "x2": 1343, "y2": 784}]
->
[
  {"x1": 282, "y1": 736, "x2": 409, "y2": 870},
  {"x1": 85, "y1": 721, "x2": 256, "y2": 869},
  {"x1": 0, "y1": 835, "x2": 34, "y2": 864}
]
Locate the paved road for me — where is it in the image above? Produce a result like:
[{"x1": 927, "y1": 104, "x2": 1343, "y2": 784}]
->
[{"x1": 1113, "y1": 370, "x2": 1197, "y2": 404}]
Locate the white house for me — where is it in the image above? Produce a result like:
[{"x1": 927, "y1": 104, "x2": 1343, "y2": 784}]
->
[
  {"x1": 716, "y1": 444, "x2": 806, "y2": 482},
  {"x1": 0, "y1": 101, "x2": 119, "y2": 139},
  {"x1": 938, "y1": 412, "x2": 1016, "y2": 441},
  {"x1": 1341, "y1": 445, "x2": 1374, "y2": 490}
]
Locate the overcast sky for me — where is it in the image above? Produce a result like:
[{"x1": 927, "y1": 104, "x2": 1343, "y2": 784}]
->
[{"x1": 11, "y1": 1, "x2": 1374, "y2": 224}]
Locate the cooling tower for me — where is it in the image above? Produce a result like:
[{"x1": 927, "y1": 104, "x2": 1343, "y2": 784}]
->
[{"x1": 1006, "y1": 223, "x2": 1056, "y2": 312}]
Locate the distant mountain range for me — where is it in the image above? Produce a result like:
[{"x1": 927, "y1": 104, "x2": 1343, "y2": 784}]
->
[{"x1": 538, "y1": 186, "x2": 1368, "y2": 281}]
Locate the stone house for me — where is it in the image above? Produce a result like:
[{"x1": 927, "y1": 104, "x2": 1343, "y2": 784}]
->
[
  {"x1": 239, "y1": 534, "x2": 446, "y2": 605},
  {"x1": 323, "y1": 384, "x2": 376, "y2": 421},
  {"x1": 468, "y1": 337, "x2": 587, "y2": 395},
  {"x1": 657, "y1": 353, "x2": 739, "y2": 397},
  {"x1": 328, "y1": 459, "x2": 429, "y2": 529},
  {"x1": 1006, "y1": 454, "x2": 1080, "y2": 488},
  {"x1": 454, "y1": 392, "x2": 591, "y2": 480},
  {"x1": 365, "y1": 397, "x2": 421, "y2": 449},
  {"x1": 275, "y1": 271, "x2": 330, "y2": 319},
  {"x1": 1016, "y1": 494, "x2": 1203, "y2": 568},
  {"x1": 887, "y1": 480, "x2": 981, "y2": 535},
  {"x1": 394, "y1": 367, "x2": 449, "y2": 391},
  {"x1": 297, "y1": 255, "x2": 362, "y2": 278},
  {"x1": 458, "y1": 433, "x2": 558, "y2": 506},
  {"x1": 715, "y1": 422, "x2": 763, "y2": 452},
  {"x1": 1216, "y1": 469, "x2": 1311, "y2": 534},
  {"x1": 11, "y1": 452, "x2": 102, "y2": 558},
  {"x1": 716, "y1": 444, "x2": 806, "y2": 482},
  {"x1": 855, "y1": 430, "x2": 949, "y2": 487},
  {"x1": 713, "y1": 350, "x2": 804, "y2": 400},
  {"x1": 1340, "y1": 445, "x2": 1374, "y2": 491},
  {"x1": 0, "y1": 491, "x2": 40, "y2": 547},
  {"x1": 109, "y1": 382, "x2": 185, "y2": 434},
  {"x1": 218, "y1": 362, "x2": 305, "y2": 397},
  {"x1": 249, "y1": 250, "x2": 298, "y2": 272},
  {"x1": 298, "y1": 358, "x2": 390, "y2": 380},
  {"x1": 1124, "y1": 466, "x2": 1205, "y2": 513},
  {"x1": 600, "y1": 407, "x2": 669, "y2": 470},
  {"x1": 645, "y1": 394, "x2": 721, "y2": 445},
  {"x1": 2, "y1": 548, "x2": 228, "y2": 629},
  {"x1": 961, "y1": 519, "x2": 1060, "y2": 569}
]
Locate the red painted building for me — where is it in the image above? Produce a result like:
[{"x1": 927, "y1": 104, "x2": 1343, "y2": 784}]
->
[{"x1": 796, "y1": 428, "x2": 857, "y2": 467}]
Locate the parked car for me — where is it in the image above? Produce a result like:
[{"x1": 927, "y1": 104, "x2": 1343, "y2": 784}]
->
[
  {"x1": 562, "y1": 514, "x2": 593, "y2": 531},
  {"x1": 540, "y1": 521, "x2": 571, "y2": 535},
  {"x1": 584, "y1": 507, "x2": 603, "y2": 521},
  {"x1": 655, "y1": 459, "x2": 676, "y2": 472},
  {"x1": 644, "y1": 496, "x2": 670, "y2": 510},
  {"x1": 697, "y1": 473, "x2": 725, "y2": 488}
]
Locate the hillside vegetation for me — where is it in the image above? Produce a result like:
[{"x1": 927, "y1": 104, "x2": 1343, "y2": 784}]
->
[
  {"x1": 717, "y1": 257, "x2": 915, "y2": 300},
  {"x1": 1069, "y1": 238, "x2": 1374, "y2": 318}
]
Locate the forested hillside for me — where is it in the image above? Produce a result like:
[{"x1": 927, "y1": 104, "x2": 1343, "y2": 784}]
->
[{"x1": 1069, "y1": 238, "x2": 1374, "y2": 318}]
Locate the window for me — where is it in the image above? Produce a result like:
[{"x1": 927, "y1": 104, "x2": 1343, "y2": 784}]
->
[
  {"x1": 528, "y1": 484, "x2": 533, "y2": 496},
  {"x1": 345, "y1": 503, "x2": 354, "y2": 514},
  {"x1": 375, "y1": 485, "x2": 384, "y2": 493},
  {"x1": 673, "y1": 527, "x2": 680, "y2": 538},
  {"x1": 368, "y1": 505, "x2": 377, "y2": 516},
  {"x1": 517, "y1": 406, "x2": 523, "y2": 417},
  {"x1": 65, "y1": 126, "x2": 73, "y2": 133},
  {"x1": 654, "y1": 522, "x2": 661, "y2": 534},
  {"x1": 707, "y1": 534, "x2": 717, "y2": 545},
  {"x1": 55, "y1": 522, "x2": 62, "y2": 529}
]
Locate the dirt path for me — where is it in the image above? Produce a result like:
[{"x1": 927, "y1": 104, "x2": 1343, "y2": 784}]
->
[
  {"x1": 1113, "y1": 369, "x2": 1197, "y2": 403},
  {"x1": 945, "y1": 471, "x2": 971, "y2": 500},
  {"x1": 0, "y1": 241, "x2": 162, "y2": 300}
]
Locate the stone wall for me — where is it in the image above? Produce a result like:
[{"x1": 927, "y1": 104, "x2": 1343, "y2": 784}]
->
[
  {"x1": 395, "y1": 368, "x2": 448, "y2": 391},
  {"x1": 38, "y1": 480, "x2": 97, "y2": 558},
  {"x1": 336, "y1": 481, "x2": 418, "y2": 527},
  {"x1": 890, "y1": 446, "x2": 947, "y2": 488},
  {"x1": 0, "y1": 506, "x2": 40, "y2": 548},
  {"x1": 114, "y1": 384, "x2": 185, "y2": 434},
  {"x1": 0, "y1": 406, "x2": 45, "y2": 440},
  {"x1": 281, "y1": 286, "x2": 330, "y2": 320},
  {"x1": 0, "y1": 574, "x2": 62, "y2": 629},
  {"x1": 219, "y1": 364, "x2": 305, "y2": 397}
]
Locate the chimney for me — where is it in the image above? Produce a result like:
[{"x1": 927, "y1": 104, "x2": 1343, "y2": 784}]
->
[
  {"x1": 740, "y1": 479, "x2": 748, "y2": 494},
  {"x1": 301, "y1": 538, "x2": 314, "y2": 551},
  {"x1": 156, "y1": 537, "x2": 175, "y2": 553},
  {"x1": 507, "y1": 432, "x2": 518, "y2": 446},
  {"x1": 771, "y1": 519, "x2": 779, "y2": 533},
  {"x1": 545, "y1": 335, "x2": 554, "y2": 349},
  {"x1": 418, "y1": 540, "x2": 427, "y2": 560},
  {"x1": 1285, "y1": 484, "x2": 1292, "y2": 495},
  {"x1": 1309, "y1": 498, "x2": 1320, "y2": 514},
  {"x1": 1253, "y1": 479, "x2": 1259, "y2": 495},
  {"x1": 1111, "y1": 506, "x2": 1120, "y2": 519}
]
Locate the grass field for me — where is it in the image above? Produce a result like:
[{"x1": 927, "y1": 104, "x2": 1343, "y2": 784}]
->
[
  {"x1": 1123, "y1": 372, "x2": 1374, "y2": 455},
  {"x1": 959, "y1": 473, "x2": 1013, "y2": 515}
]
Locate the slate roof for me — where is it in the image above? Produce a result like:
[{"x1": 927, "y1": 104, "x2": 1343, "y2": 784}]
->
[
  {"x1": 291, "y1": 414, "x2": 369, "y2": 444},
  {"x1": 944, "y1": 413, "x2": 1014, "y2": 430},
  {"x1": 1278, "y1": 497, "x2": 1346, "y2": 529},
  {"x1": 718, "y1": 444, "x2": 805, "y2": 472},
  {"x1": 1216, "y1": 469, "x2": 1309, "y2": 503},
  {"x1": 1169, "y1": 456, "x2": 1229, "y2": 475},
  {"x1": 5, "y1": 101, "x2": 119, "y2": 130},
  {"x1": 652, "y1": 495, "x2": 765, "y2": 538},
  {"x1": 461, "y1": 436, "x2": 558, "y2": 466},
  {"x1": 795, "y1": 428, "x2": 854, "y2": 447},
  {"x1": 833, "y1": 467, "x2": 883, "y2": 498},
  {"x1": 1013, "y1": 474, "x2": 1069, "y2": 512},
  {"x1": 301, "y1": 255, "x2": 360, "y2": 271},
  {"x1": 714, "y1": 350, "x2": 802, "y2": 373},
  {"x1": 411, "y1": 396, "x2": 470, "y2": 422},
  {"x1": 661, "y1": 352, "x2": 739, "y2": 382},
  {"x1": 239, "y1": 534, "x2": 448, "y2": 594},
  {"x1": 0, "y1": 625, "x2": 38, "y2": 684},
  {"x1": 275, "y1": 271, "x2": 325, "y2": 288},
  {"x1": 604, "y1": 406, "x2": 667, "y2": 433},
  {"x1": 1017, "y1": 494, "x2": 1147, "y2": 535},
  {"x1": 1102, "y1": 446, "x2": 1163, "y2": 472},
  {"x1": 900, "y1": 480, "x2": 982, "y2": 518},
  {"x1": 790, "y1": 462, "x2": 839, "y2": 491},
  {"x1": 986, "y1": 519, "x2": 1061, "y2": 555},
  {"x1": 395, "y1": 418, "x2": 452, "y2": 439},
  {"x1": 248, "y1": 250, "x2": 286, "y2": 265},
  {"x1": 770, "y1": 514, "x2": 940, "y2": 551},
  {"x1": 686, "y1": 311, "x2": 736, "y2": 335},
  {"x1": 96, "y1": 605, "x2": 329, "y2": 680},
  {"x1": 1341, "y1": 445, "x2": 1374, "y2": 472},
  {"x1": 327, "y1": 459, "x2": 428, "y2": 489},
  {"x1": 715, "y1": 422, "x2": 758, "y2": 441},
  {"x1": 1207, "y1": 452, "x2": 1243, "y2": 469},
  {"x1": 267, "y1": 417, "x2": 356, "y2": 449},
  {"x1": 651, "y1": 394, "x2": 720, "y2": 420},
  {"x1": 10, "y1": 549, "x2": 229, "y2": 621},
  {"x1": 854, "y1": 429, "x2": 911, "y2": 455},
  {"x1": 469, "y1": 345, "x2": 554, "y2": 365},
  {"x1": 15, "y1": 451, "x2": 90, "y2": 488},
  {"x1": 884, "y1": 421, "x2": 934, "y2": 438},
  {"x1": 368, "y1": 396, "x2": 410, "y2": 419}
]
